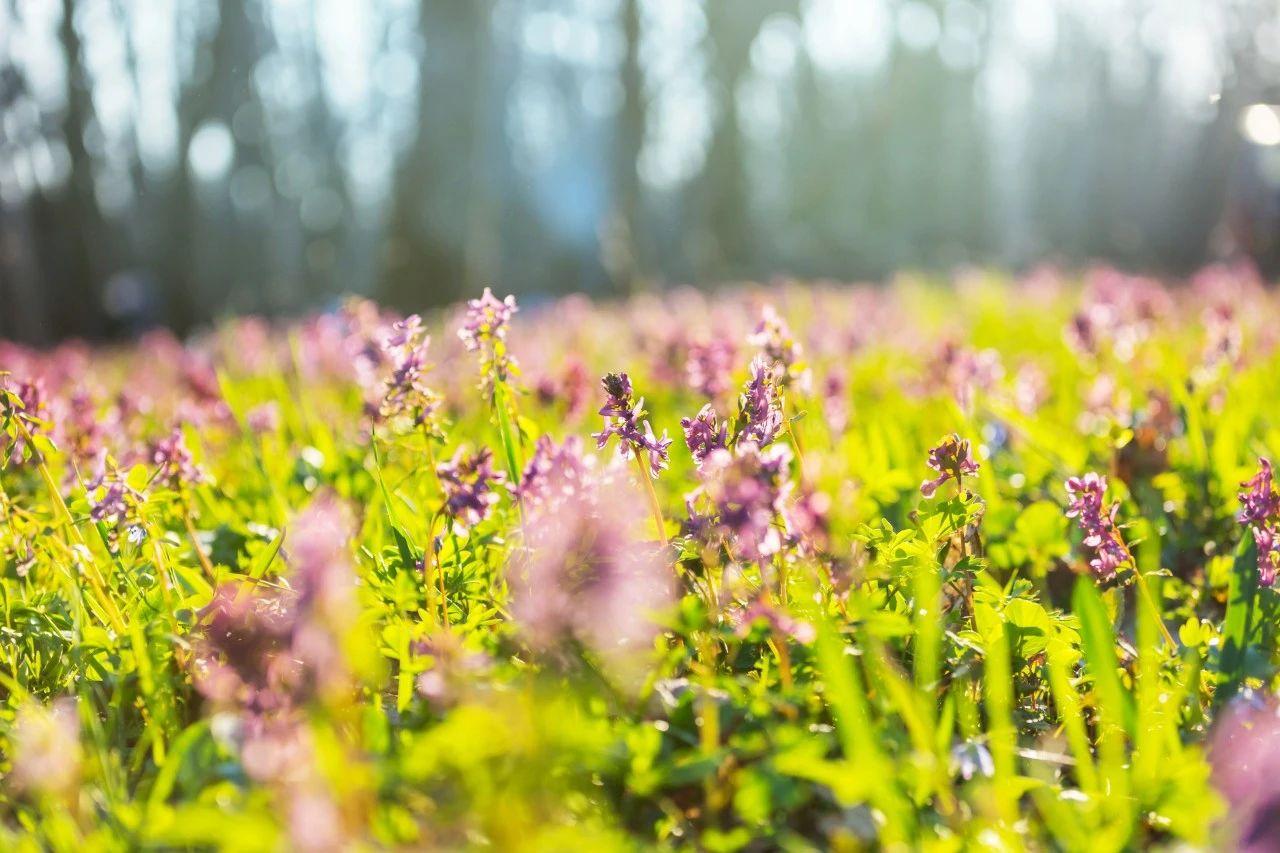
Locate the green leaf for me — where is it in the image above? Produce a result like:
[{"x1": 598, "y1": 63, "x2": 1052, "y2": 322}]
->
[{"x1": 1218, "y1": 534, "x2": 1260, "y2": 700}]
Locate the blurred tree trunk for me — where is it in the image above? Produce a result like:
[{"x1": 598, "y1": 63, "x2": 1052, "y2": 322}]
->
[
  {"x1": 48, "y1": 0, "x2": 108, "y2": 339},
  {"x1": 607, "y1": 0, "x2": 645, "y2": 293},
  {"x1": 696, "y1": 0, "x2": 771, "y2": 282},
  {"x1": 381, "y1": 1, "x2": 491, "y2": 311}
]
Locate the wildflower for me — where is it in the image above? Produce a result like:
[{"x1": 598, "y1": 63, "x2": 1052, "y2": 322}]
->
[
  {"x1": 287, "y1": 495, "x2": 356, "y2": 621},
  {"x1": 933, "y1": 343, "x2": 1002, "y2": 414},
  {"x1": 1238, "y1": 458, "x2": 1280, "y2": 587},
  {"x1": 1203, "y1": 303, "x2": 1243, "y2": 372},
  {"x1": 246, "y1": 402, "x2": 281, "y2": 435},
  {"x1": 594, "y1": 373, "x2": 672, "y2": 478},
  {"x1": 749, "y1": 305, "x2": 801, "y2": 372},
  {"x1": 820, "y1": 368, "x2": 849, "y2": 434},
  {"x1": 437, "y1": 447, "x2": 506, "y2": 532},
  {"x1": 681, "y1": 404, "x2": 727, "y2": 469},
  {"x1": 515, "y1": 435, "x2": 591, "y2": 511},
  {"x1": 1252, "y1": 526, "x2": 1280, "y2": 588},
  {"x1": 1064, "y1": 472, "x2": 1130, "y2": 581},
  {"x1": 699, "y1": 442, "x2": 793, "y2": 562},
  {"x1": 1209, "y1": 691, "x2": 1280, "y2": 852},
  {"x1": 685, "y1": 337, "x2": 737, "y2": 398},
  {"x1": 786, "y1": 486, "x2": 832, "y2": 554},
  {"x1": 458, "y1": 287, "x2": 517, "y2": 352},
  {"x1": 1238, "y1": 458, "x2": 1278, "y2": 526},
  {"x1": 9, "y1": 698, "x2": 81, "y2": 797},
  {"x1": 458, "y1": 288, "x2": 519, "y2": 395},
  {"x1": 1013, "y1": 363, "x2": 1049, "y2": 415},
  {"x1": 193, "y1": 585, "x2": 296, "y2": 711},
  {"x1": 88, "y1": 465, "x2": 142, "y2": 526},
  {"x1": 951, "y1": 740, "x2": 995, "y2": 781},
  {"x1": 1, "y1": 377, "x2": 46, "y2": 464},
  {"x1": 60, "y1": 387, "x2": 110, "y2": 464},
  {"x1": 413, "y1": 631, "x2": 492, "y2": 709},
  {"x1": 152, "y1": 427, "x2": 206, "y2": 489},
  {"x1": 920, "y1": 434, "x2": 979, "y2": 498},
  {"x1": 737, "y1": 356, "x2": 784, "y2": 448},
  {"x1": 512, "y1": 482, "x2": 674, "y2": 681},
  {"x1": 376, "y1": 315, "x2": 443, "y2": 435},
  {"x1": 734, "y1": 598, "x2": 815, "y2": 644}
]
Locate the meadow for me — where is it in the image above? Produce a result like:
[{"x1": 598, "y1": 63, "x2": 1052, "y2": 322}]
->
[{"x1": 0, "y1": 268, "x2": 1277, "y2": 851}]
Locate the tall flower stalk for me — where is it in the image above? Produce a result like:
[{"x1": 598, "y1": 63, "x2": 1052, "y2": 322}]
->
[
  {"x1": 1065, "y1": 472, "x2": 1175, "y2": 648},
  {"x1": 459, "y1": 288, "x2": 523, "y2": 485},
  {"x1": 1238, "y1": 457, "x2": 1280, "y2": 587},
  {"x1": 594, "y1": 373, "x2": 671, "y2": 544}
]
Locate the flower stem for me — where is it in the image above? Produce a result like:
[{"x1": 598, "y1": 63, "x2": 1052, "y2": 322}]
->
[
  {"x1": 15, "y1": 420, "x2": 125, "y2": 633},
  {"x1": 1131, "y1": 563, "x2": 1176, "y2": 650},
  {"x1": 181, "y1": 498, "x2": 216, "y2": 580},
  {"x1": 634, "y1": 455, "x2": 668, "y2": 546}
]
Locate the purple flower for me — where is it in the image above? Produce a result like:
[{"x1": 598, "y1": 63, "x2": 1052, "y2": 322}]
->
[
  {"x1": 820, "y1": 368, "x2": 849, "y2": 434},
  {"x1": 511, "y1": 483, "x2": 674, "y2": 682},
  {"x1": 1236, "y1": 459, "x2": 1280, "y2": 588},
  {"x1": 1, "y1": 377, "x2": 47, "y2": 464},
  {"x1": 737, "y1": 356, "x2": 784, "y2": 448},
  {"x1": 88, "y1": 466, "x2": 142, "y2": 526},
  {"x1": 457, "y1": 287, "x2": 517, "y2": 352},
  {"x1": 785, "y1": 486, "x2": 832, "y2": 554},
  {"x1": 413, "y1": 631, "x2": 492, "y2": 709},
  {"x1": 9, "y1": 698, "x2": 81, "y2": 797},
  {"x1": 685, "y1": 337, "x2": 737, "y2": 398},
  {"x1": 920, "y1": 434, "x2": 979, "y2": 498},
  {"x1": 1064, "y1": 472, "x2": 1130, "y2": 581},
  {"x1": 593, "y1": 373, "x2": 672, "y2": 478},
  {"x1": 376, "y1": 315, "x2": 443, "y2": 434},
  {"x1": 681, "y1": 404, "x2": 727, "y2": 469},
  {"x1": 152, "y1": 427, "x2": 206, "y2": 490},
  {"x1": 437, "y1": 447, "x2": 506, "y2": 531},
  {"x1": 734, "y1": 597, "x2": 815, "y2": 644},
  {"x1": 246, "y1": 402, "x2": 281, "y2": 435},
  {"x1": 748, "y1": 305, "x2": 801, "y2": 371},
  {"x1": 699, "y1": 442, "x2": 793, "y2": 562},
  {"x1": 1238, "y1": 459, "x2": 1279, "y2": 526},
  {"x1": 933, "y1": 344, "x2": 1002, "y2": 414},
  {"x1": 1210, "y1": 691, "x2": 1280, "y2": 852},
  {"x1": 1252, "y1": 526, "x2": 1280, "y2": 588},
  {"x1": 515, "y1": 435, "x2": 591, "y2": 511},
  {"x1": 457, "y1": 288, "x2": 520, "y2": 395},
  {"x1": 287, "y1": 495, "x2": 357, "y2": 618}
]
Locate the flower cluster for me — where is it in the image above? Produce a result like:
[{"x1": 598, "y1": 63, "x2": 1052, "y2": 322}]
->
[
  {"x1": 685, "y1": 336, "x2": 736, "y2": 399},
  {"x1": 458, "y1": 288, "x2": 519, "y2": 395},
  {"x1": 681, "y1": 404, "x2": 727, "y2": 469},
  {"x1": 152, "y1": 427, "x2": 207, "y2": 490},
  {"x1": 594, "y1": 373, "x2": 672, "y2": 478},
  {"x1": 437, "y1": 447, "x2": 506, "y2": 532},
  {"x1": 1, "y1": 377, "x2": 46, "y2": 465},
  {"x1": 920, "y1": 434, "x2": 980, "y2": 498},
  {"x1": 515, "y1": 435, "x2": 591, "y2": 510},
  {"x1": 1238, "y1": 458, "x2": 1280, "y2": 587},
  {"x1": 193, "y1": 496, "x2": 358, "y2": 786},
  {"x1": 87, "y1": 463, "x2": 144, "y2": 530},
  {"x1": 736, "y1": 356, "x2": 784, "y2": 448},
  {"x1": 749, "y1": 305, "x2": 801, "y2": 374},
  {"x1": 512, "y1": 473, "x2": 673, "y2": 683},
  {"x1": 697, "y1": 441, "x2": 793, "y2": 562},
  {"x1": 376, "y1": 314, "x2": 444, "y2": 436},
  {"x1": 1065, "y1": 472, "x2": 1130, "y2": 581}
]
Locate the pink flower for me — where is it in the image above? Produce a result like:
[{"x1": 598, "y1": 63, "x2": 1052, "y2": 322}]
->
[
  {"x1": 1065, "y1": 473, "x2": 1130, "y2": 581},
  {"x1": 920, "y1": 434, "x2": 979, "y2": 498}
]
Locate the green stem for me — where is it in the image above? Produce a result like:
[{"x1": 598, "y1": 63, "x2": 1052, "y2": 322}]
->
[
  {"x1": 634, "y1": 455, "x2": 668, "y2": 546},
  {"x1": 1131, "y1": 563, "x2": 1175, "y2": 650}
]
